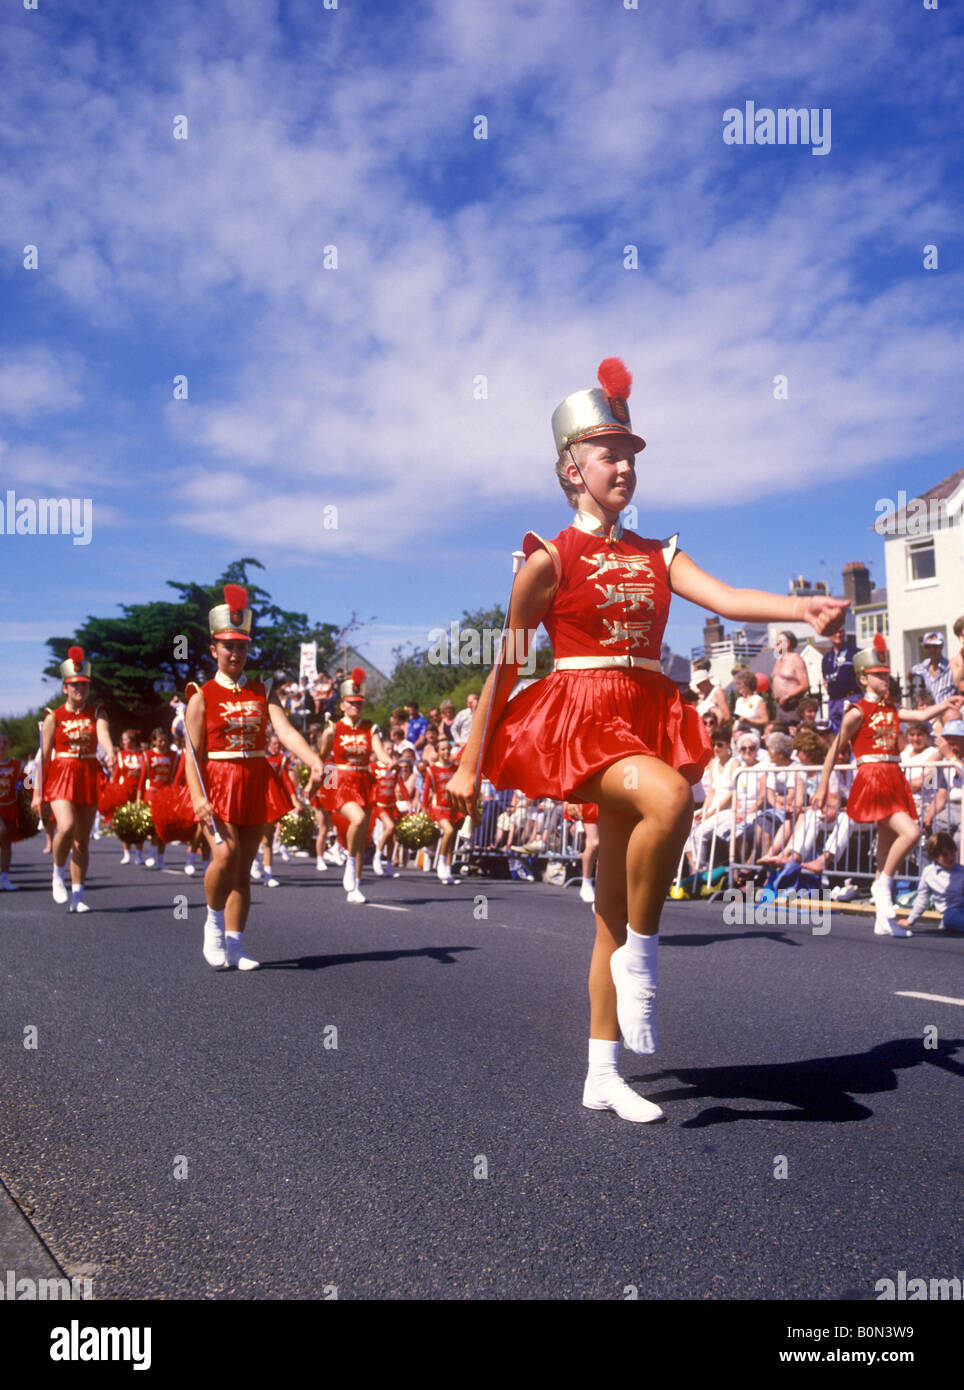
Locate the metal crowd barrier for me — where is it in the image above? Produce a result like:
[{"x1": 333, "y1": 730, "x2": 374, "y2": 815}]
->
[{"x1": 720, "y1": 759, "x2": 963, "y2": 892}]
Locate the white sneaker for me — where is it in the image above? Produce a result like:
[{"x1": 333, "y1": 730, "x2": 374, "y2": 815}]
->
[
  {"x1": 69, "y1": 897, "x2": 90, "y2": 914},
  {"x1": 343, "y1": 863, "x2": 357, "y2": 892},
  {"x1": 373, "y1": 855, "x2": 385, "y2": 876},
  {"x1": 120, "y1": 851, "x2": 131, "y2": 865},
  {"x1": 266, "y1": 876, "x2": 280, "y2": 888},
  {"x1": 144, "y1": 856, "x2": 156, "y2": 868},
  {"x1": 52, "y1": 873, "x2": 69, "y2": 905},
  {"x1": 871, "y1": 878, "x2": 895, "y2": 913},
  {"x1": 293, "y1": 849, "x2": 311, "y2": 858},
  {"x1": 582, "y1": 1075, "x2": 664, "y2": 1123},
  {"x1": 835, "y1": 879, "x2": 859, "y2": 902},
  {"x1": 250, "y1": 863, "x2": 263, "y2": 881},
  {"x1": 316, "y1": 857, "x2": 328, "y2": 872},
  {"x1": 346, "y1": 887, "x2": 367, "y2": 904},
  {"x1": 183, "y1": 863, "x2": 196, "y2": 876},
  {"x1": 874, "y1": 916, "x2": 913, "y2": 937},
  {"x1": 579, "y1": 881, "x2": 596, "y2": 904},
  {"x1": 225, "y1": 937, "x2": 260, "y2": 970},
  {"x1": 610, "y1": 945, "x2": 658, "y2": 1054},
  {"x1": 279, "y1": 849, "x2": 291, "y2": 863},
  {"x1": 437, "y1": 864, "x2": 454, "y2": 884},
  {"x1": 202, "y1": 920, "x2": 227, "y2": 969}
]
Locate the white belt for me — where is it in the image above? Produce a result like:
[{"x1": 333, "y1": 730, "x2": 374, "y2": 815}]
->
[
  {"x1": 553, "y1": 655, "x2": 662, "y2": 672},
  {"x1": 53, "y1": 751, "x2": 98, "y2": 760},
  {"x1": 856, "y1": 755, "x2": 900, "y2": 765},
  {"x1": 334, "y1": 763, "x2": 371, "y2": 771},
  {"x1": 207, "y1": 750, "x2": 266, "y2": 761}
]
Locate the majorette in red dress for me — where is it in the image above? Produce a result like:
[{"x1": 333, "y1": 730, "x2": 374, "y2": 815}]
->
[
  {"x1": 44, "y1": 703, "x2": 105, "y2": 805},
  {"x1": 0, "y1": 757, "x2": 24, "y2": 840},
  {"x1": 149, "y1": 752, "x2": 197, "y2": 845},
  {"x1": 331, "y1": 720, "x2": 376, "y2": 807},
  {"x1": 200, "y1": 672, "x2": 270, "y2": 827},
  {"x1": 846, "y1": 697, "x2": 917, "y2": 823},
  {"x1": 265, "y1": 750, "x2": 297, "y2": 824},
  {"x1": 138, "y1": 748, "x2": 175, "y2": 805},
  {"x1": 375, "y1": 763, "x2": 401, "y2": 823},
  {"x1": 483, "y1": 512, "x2": 711, "y2": 801},
  {"x1": 421, "y1": 761, "x2": 464, "y2": 825},
  {"x1": 310, "y1": 757, "x2": 338, "y2": 812},
  {"x1": 99, "y1": 748, "x2": 146, "y2": 818}
]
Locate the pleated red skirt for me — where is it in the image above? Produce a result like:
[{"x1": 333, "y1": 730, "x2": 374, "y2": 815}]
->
[
  {"x1": 45, "y1": 759, "x2": 102, "y2": 806},
  {"x1": 483, "y1": 668, "x2": 712, "y2": 803},
  {"x1": 264, "y1": 764, "x2": 294, "y2": 824},
  {"x1": 206, "y1": 759, "x2": 269, "y2": 827},
  {"x1": 846, "y1": 763, "x2": 918, "y2": 823},
  {"x1": 336, "y1": 767, "x2": 375, "y2": 808}
]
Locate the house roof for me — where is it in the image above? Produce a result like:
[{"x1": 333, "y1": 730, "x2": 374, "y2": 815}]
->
[{"x1": 873, "y1": 466, "x2": 964, "y2": 531}]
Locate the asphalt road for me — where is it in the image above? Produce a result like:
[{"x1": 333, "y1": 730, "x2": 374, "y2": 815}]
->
[{"x1": 1, "y1": 835, "x2": 962, "y2": 1300}]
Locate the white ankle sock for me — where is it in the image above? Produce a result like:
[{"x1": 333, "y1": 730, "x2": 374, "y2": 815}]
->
[
  {"x1": 206, "y1": 907, "x2": 225, "y2": 931},
  {"x1": 587, "y1": 1038, "x2": 620, "y2": 1085},
  {"x1": 624, "y1": 926, "x2": 658, "y2": 987},
  {"x1": 225, "y1": 931, "x2": 242, "y2": 942},
  {"x1": 71, "y1": 884, "x2": 83, "y2": 901},
  {"x1": 53, "y1": 865, "x2": 66, "y2": 882}
]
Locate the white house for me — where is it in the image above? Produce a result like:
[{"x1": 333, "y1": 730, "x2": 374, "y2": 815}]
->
[{"x1": 878, "y1": 468, "x2": 964, "y2": 681}]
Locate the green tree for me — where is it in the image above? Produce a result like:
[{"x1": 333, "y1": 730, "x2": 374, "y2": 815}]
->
[{"x1": 43, "y1": 558, "x2": 339, "y2": 731}]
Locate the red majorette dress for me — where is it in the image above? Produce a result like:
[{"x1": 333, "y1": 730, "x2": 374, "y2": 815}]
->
[
  {"x1": 150, "y1": 753, "x2": 196, "y2": 845},
  {"x1": 44, "y1": 703, "x2": 105, "y2": 805},
  {"x1": 332, "y1": 720, "x2": 376, "y2": 807},
  {"x1": 375, "y1": 764, "x2": 401, "y2": 823},
  {"x1": 846, "y1": 697, "x2": 917, "y2": 823},
  {"x1": 200, "y1": 673, "x2": 270, "y2": 827},
  {"x1": 483, "y1": 513, "x2": 711, "y2": 801},
  {"x1": 265, "y1": 751, "x2": 297, "y2": 824},
  {"x1": 138, "y1": 748, "x2": 175, "y2": 806},
  {"x1": 310, "y1": 757, "x2": 338, "y2": 813},
  {"x1": 0, "y1": 757, "x2": 23, "y2": 839},
  {"x1": 99, "y1": 748, "x2": 146, "y2": 818},
  {"x1": 421, "y1": 761, "x2": 464, "y2": 825}
]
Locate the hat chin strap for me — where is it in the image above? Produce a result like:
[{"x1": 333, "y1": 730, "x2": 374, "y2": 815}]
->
[{"x1": 568, "y1": 446, "x2": 619, "y2": 533}]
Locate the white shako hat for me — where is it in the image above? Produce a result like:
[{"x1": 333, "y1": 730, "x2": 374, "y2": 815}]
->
[
  {"x1": 339, "y1": 666, "x2": 367, "y2": 702},
  {"x1": 853, "y1": 633, "x2": 890, "y2": 678},
  {"x1": 551, "y1": 357, "x2": 646, "y2": 455},
  {"x1": 209, "y1": 584, "x2": 252, "y2": 641},
  {"x1": 60, "y1": 645, "x2": 91, "y2": 681}
]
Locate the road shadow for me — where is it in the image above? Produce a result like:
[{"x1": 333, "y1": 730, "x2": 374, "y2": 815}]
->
[
  {"x1": 632, "y1": 1038, "x2": 964, "y2": 1127},
  {"x1": 660, "y1": 930, "x2": 802, "y2": 948},
  {"x1": 258, "y1": 945, "x2": 478, "y2": 970}
]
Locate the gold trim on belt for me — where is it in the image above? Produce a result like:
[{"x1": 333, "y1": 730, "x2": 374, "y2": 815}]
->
[
  {"x1": 207, "y1": 749, "x2": 267, "y2": 761},
  {"x1": 553, "y1": 655, "x2": 662, "y2": 672},
  {"x1": 856, "y1": 754, "x2": 900, "y2": 765}
]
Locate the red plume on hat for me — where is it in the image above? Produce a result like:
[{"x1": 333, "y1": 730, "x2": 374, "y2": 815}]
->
[
  {"x1": 224, "y1": 584, "x2": 248, "y2": 623},
  {"x1": 873, "y1": 633, "x2": 887, "y2": 656},
  {"x1": 351, "y1": 666, "x2": 366, "y2": 686},
  {"x1": 597, "y1": 358, "x2": 632, "y2": 402},
  {"x1": 68, "y1": 646, "x2": 85, "y2": 666}
]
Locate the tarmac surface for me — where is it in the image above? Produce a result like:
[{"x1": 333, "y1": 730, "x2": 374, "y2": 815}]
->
[{"x1": 1, "y1": 835, "x2": 962, "y2": 1300}]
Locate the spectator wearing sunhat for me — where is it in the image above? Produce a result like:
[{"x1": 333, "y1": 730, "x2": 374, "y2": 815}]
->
[{"x1": 912, "y1": 632, "x2": 956, "y2": 706}]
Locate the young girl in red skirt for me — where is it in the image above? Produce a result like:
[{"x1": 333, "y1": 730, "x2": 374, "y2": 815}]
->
[
  {"x1": 813, "y1": 635, "x2": 961, "y2": 936},
  {"x1": 317, "y1": 668, "x2": 391, "y2": 903},
  {"x1": 254, "y1": 733, "x2": 300, "y2": 887},
  {"x1": 372, "y1": 749, "x2": 402, "y2": 877},
  {"x1": 448, "y1": 358, "x2": 848, "y2": 1123},
  {"x1": 184, "y1": 587, "x2": 323, "y2": 969},
  {"x1": 138, "y1": 727, "x2": 177, "y2": 869},
  {"x1": 32, "y1": 648, "x2": 116, "y2": 911},
  {"x1": 100, "y1": 730, "x2": 147, "y2": 865},
  {"x1": 421, "y1": 737, "x2": 464, "y2": 884}
]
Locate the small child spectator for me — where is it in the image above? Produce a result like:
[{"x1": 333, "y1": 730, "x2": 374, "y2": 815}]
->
[{"x1": 901, "y1": 832, "x2": 964, "y2": 932}]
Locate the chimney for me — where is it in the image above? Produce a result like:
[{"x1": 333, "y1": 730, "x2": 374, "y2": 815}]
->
[
  {"x1": 842, "y1": 561, "x2": 872, "y2": 608},
  {"x1": 703, "y1": 614, "x2": 724, "y2": 646}
]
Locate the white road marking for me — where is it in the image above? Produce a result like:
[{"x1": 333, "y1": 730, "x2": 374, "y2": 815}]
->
[
  {"x1": 364, "y1": 903, "x2": 410, "y2": 912},
  {"x1": 895, "y1": 990, "x2": 964, "y2": 1007}
]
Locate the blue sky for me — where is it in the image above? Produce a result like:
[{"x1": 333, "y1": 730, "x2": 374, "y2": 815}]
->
[{"x1": 1, "y1": 0, "x2": 962, "y2": 713}]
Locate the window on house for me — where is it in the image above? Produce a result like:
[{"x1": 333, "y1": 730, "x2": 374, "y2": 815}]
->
[{"x1": 906, "y1": 538, "x2": 936, "y2": 583}]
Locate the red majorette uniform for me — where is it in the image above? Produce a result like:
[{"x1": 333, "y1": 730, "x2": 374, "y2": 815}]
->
[
  {"x1": 200, "y1": 671, "x2": 270, "y2": 827},
  {"x1": 483, "y1": 512, "x2": 711, "y2": 801},
  {"x1": 564, "y1": 801, "x2": 599, "y2": 826},
  {"x1": 99, "y1": 748, "x2": 146, "y2": 818},
  {"x1": 310, "y1": 756, "x2": 338, "y2": 812},
  {"x1": 421, "y1": 761, "x2": 464, "y2": 825},
  {"x1": 375, "y1": 764, "x2": 403, "y2": 823},
  {"x1": 150, "y1": 750, "x2": 197, "y2": 845},
  {"x1": 846, "y1": 696, "x2": 917, "y2": 822},
  {"x1": 0, "y1": 757, "x2": 24, "y2": 840},
  {"x1": 332, "y1": 719, "x2": 376, "y2": 807},
  {"x1": 265, "y1": 749, "x2": 297, "y2": 823},
  {"x1": 138, "y1": 748, "x2": 176, "y2": 806},
  {"x1": 44, "y1": 702, "x2": 106, "y2": 805}
]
